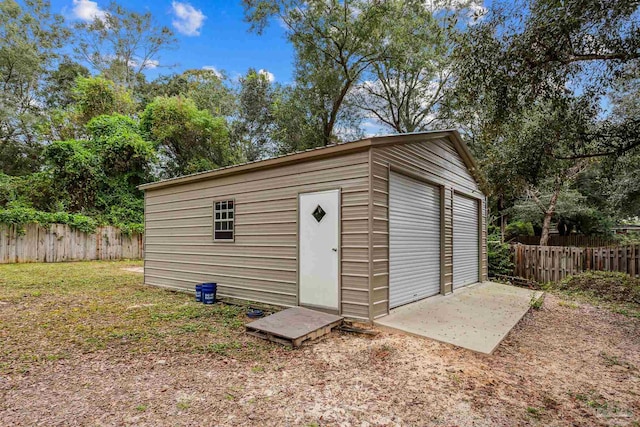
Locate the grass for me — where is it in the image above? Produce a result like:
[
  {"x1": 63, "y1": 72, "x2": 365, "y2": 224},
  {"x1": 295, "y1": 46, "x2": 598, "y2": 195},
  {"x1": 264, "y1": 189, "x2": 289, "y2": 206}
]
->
[
  {"x1": 542, "y1": 271, "x2": 640, "y2": 318},
  {"x1": 570, "y1": 391, "x2": 616, "y2": 414},
  {"x1": 557, "y1": 300, "x2": 579, "y2": 309},
  {"x1": 529, "y1": 292, "x2": 544, "y2": 310},
  {"x1": 526, "y1": 406, "x2": 542, "y2": 419},
  {"x1": 0, "y1": 261, "x2": 274, "y2": 375}
]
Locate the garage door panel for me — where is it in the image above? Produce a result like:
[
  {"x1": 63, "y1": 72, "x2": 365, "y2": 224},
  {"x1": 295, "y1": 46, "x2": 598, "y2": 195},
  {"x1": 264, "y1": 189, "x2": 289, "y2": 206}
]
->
[
  {"x1": 389, "y1": 172, "x2": 441, "y2": 308},
  {"x1": 453, "y1": 194, "x2": 479, "y2": 288}
]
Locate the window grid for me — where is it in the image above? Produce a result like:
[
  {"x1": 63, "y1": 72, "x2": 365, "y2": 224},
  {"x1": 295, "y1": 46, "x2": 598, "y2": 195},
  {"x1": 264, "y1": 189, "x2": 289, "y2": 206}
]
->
[{"x1": 214, "y1": 200, "x2": 234, "y2": 241}]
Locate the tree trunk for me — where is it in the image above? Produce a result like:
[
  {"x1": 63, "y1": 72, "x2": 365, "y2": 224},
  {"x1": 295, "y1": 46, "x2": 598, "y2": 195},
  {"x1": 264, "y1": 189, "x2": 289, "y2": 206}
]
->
[
  {"x1": 539, "y1": 185, "x2": 561, "y2": 246},
  {"x1": 498, "y1": 194, "x2": 506, "y2": 243}
]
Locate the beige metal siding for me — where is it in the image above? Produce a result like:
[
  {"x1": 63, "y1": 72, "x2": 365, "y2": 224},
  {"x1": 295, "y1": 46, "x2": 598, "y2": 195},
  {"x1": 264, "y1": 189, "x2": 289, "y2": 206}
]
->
[
  {"x1": 482, "y1": 196, "x2": 488, "y2": 281},
  {"x1": 371, "y1": 137, "x2": 485, "y2": 317},
  {"x1": 144, "y1": 151, "x2": 370, "y2": 319}
]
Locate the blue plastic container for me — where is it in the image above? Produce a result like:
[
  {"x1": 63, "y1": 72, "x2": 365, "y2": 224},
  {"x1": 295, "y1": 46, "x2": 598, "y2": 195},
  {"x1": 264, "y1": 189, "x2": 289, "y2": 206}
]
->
[
  {"x1": 201, "y1": 283, "x2": 217, "y2": 304},
  {"x1": 195, "y1": 284, "x2": 202, "y2": 302}
]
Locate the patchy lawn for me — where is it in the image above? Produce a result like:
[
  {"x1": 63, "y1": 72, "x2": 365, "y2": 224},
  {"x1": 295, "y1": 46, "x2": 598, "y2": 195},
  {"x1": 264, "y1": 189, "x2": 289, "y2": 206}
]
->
[{"x1": 1, "y1": 262, "x2": 639, "y2": 426}]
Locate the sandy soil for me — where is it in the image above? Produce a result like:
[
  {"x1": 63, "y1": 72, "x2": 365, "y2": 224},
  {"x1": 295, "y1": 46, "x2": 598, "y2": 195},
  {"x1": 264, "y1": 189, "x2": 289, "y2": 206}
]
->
[{"x1": 1, "y1": 294, "x2": 639, "y2": 426}]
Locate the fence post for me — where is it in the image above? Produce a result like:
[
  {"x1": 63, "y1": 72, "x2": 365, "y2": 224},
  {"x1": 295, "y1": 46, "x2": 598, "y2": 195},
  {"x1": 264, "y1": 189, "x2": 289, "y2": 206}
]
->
[
  {"x1": 0, "y1": 223, "x2": 144, "y2": 264},
  {"x1": 510, "y1": 243, "x2": 639, "y2": 283}
]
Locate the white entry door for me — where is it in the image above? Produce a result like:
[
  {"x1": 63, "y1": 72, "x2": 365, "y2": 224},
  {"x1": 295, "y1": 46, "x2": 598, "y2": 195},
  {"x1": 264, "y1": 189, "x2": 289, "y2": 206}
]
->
[{"x1": 299, "y1": 189, "x2": 340, "y2": 310}]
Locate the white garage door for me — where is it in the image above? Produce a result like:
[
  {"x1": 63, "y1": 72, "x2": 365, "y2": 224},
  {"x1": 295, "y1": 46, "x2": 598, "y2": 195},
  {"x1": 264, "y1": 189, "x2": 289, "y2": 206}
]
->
[
  {"x1": 453, "y1": 193, "x2": 480, "y2": 289},
  {"x1": 389, "y1": 172, "x2": 441, "y2": 308}
]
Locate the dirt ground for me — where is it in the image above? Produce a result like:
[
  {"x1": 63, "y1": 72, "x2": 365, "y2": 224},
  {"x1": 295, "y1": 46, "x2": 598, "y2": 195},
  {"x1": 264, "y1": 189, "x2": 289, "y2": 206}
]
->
[{"x1": 1, "y1": 263, "x2": 639, "y2": 426}]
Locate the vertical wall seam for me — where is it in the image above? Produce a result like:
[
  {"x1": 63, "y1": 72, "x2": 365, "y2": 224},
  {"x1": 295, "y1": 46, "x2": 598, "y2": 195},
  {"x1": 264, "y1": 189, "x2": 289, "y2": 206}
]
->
[{"x1": 367, "y1": 147, "x2": 374, "y2": 322}]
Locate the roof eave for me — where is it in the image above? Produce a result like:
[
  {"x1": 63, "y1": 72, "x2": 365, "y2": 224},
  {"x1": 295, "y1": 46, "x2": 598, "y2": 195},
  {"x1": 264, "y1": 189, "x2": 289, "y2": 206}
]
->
[{"x1": 138, "y1": 130, "x2": 484, "y2": 192}]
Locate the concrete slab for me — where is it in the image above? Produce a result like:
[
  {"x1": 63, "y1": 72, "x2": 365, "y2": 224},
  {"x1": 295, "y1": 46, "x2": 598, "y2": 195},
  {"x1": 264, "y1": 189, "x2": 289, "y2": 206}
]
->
[{"x1": 375, "y1": 282, "x2": 543, "y2": 354}]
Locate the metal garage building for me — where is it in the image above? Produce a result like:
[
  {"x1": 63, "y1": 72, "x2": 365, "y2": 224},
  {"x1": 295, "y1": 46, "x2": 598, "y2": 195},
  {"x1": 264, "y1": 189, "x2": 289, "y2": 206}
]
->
[{"x1": 139, "y1": 130, "x2": 488, "y2": 322}]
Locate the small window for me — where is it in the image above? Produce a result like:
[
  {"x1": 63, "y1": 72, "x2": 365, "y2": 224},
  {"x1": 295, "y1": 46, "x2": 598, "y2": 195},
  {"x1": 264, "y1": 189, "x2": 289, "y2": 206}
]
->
[{"x1": 214, "y1": 199, "x2": 234, "y2": 241}]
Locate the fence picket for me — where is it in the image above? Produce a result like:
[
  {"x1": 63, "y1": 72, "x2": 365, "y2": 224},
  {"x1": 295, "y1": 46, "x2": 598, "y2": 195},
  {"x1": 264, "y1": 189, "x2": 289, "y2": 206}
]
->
[
  {"x1": 511, "y1": 243, "x2": 640, "y2": 282},
  {"x1": 0, "y1": 223, "x2": 143, "y2": 264}
]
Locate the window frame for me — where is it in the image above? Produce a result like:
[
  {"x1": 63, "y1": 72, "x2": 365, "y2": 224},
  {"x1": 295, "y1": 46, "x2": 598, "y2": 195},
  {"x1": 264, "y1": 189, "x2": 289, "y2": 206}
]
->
[{"x1": 213, "y1": 199, "x2": 235, "y2": 242}]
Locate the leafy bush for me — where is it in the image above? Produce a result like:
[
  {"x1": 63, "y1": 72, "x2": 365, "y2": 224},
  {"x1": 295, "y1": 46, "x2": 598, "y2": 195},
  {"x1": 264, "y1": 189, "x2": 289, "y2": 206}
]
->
[
  {"x1": 488, "y1": 239, "x2": 514, "y2": 276},
  {"x1": 0, "y1": 207, "x2": 98, "y2": 233},
  {"x1": 557, "y1": 271, "x2": 640, "y2": 305},
  {"x1": 505, "y1": 220, "x2": 534, "y2": 240},
  {"x1": 0, "y1": 207, "x2": 143, "y2": 235}
]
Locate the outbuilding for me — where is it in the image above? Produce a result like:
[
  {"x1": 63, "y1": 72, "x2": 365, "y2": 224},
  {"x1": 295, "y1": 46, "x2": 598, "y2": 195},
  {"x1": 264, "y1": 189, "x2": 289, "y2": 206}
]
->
[{"x1": 139, "y1": 130, "x2": 488, "y2": 322}]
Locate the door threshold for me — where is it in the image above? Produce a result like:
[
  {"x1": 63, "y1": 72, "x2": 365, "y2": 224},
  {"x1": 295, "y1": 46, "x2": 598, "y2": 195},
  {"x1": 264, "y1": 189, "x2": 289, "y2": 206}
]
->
[{"x1": 299, "y1": 304, "x2": 339, "y2": 316}]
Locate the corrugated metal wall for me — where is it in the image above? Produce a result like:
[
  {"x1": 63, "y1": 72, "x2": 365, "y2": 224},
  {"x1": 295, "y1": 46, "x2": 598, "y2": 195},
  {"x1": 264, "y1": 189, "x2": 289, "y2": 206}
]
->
[
  {"x1": 388, "y1": 172, "x2": 441, "y2": 307},
  {"x1": 144, "y1": 151, "x2": 371, "y2": 320},
  {"x1": 453, "y1": 193, "x2": 480, "y2": 288},
  {"x1": 371, "y1": 137, "x2": 487, "y2": 318}
]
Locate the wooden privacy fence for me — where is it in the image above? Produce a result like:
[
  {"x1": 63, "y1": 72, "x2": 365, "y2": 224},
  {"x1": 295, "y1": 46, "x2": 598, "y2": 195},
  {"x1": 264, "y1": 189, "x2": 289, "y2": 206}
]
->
[
  {"x1": 513, "y1": 244, "x2": 640, "y2": 283},
  {"x1": 512, "y1": 235, "x2": 618, "y2": 247},
  {"x1": 0, "y1": 223, "x2": 143, "y2": 264}
]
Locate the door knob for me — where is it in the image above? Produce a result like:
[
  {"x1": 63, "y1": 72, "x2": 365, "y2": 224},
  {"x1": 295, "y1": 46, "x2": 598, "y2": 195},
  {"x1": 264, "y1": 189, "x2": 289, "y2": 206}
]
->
[{"x1": 332, "y1": 248, "x2": 337, "y2": 252}]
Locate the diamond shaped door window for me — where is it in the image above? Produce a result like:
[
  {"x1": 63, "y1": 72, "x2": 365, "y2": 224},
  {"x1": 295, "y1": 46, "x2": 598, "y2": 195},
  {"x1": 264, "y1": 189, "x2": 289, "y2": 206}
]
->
[{"x1": 312, "y1": 205, "x2": 326, "y2": 223}]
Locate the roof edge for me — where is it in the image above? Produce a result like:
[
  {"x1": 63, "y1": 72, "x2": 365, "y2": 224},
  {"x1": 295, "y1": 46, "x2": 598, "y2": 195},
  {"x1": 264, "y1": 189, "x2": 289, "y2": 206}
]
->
[{"x1": 138, "y1": 130, "x2": 480, "y2": 191}]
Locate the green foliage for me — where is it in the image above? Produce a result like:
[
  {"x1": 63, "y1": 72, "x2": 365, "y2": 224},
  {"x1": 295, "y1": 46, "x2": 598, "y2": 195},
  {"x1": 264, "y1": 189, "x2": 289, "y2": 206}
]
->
[
  {"x1": 0, "y1": 207, "x2": 97, "y2": 233},
  {"x1": 353, "y1": 0, "x2": 458, "y2": 133},
  {"x1": 232, "y1": 68, "x2": 278, "y2": 161},
  {"x1": 488, "y1": 239, "x2": 514, "y2": 276},
  {"x1": 137, "y1": 69, "x2": 236, "y2": 116},
  {"x1": 86, "y1": 114, "x2": 155, "y2": 185},
  {"x1": 0, "y1": 172, "x2": 60, "y2": 212},
  {"x1": 505, "y1": 221, "x2": 534, "y2": 240},
  {"x1": 0, "y1": 0, "x2": 69, "y2": 175},
  {"x1": 557, "y1": 271, "x2": 640, "y2": 305},
  {"x1": 45, "y1": 139, "x2": 102, "y2": 210},
  {"x1": 271, "y1": 85, "x2": 327, "y2": 154},
  {"x1": 509, "y1": 187, "x2": 615, "y2": 236},
  {"x1": 73, "y1": 77, "x2": 135, "y2": 125},
  {"x1": 44, "y1": 59, "x2": 90, "y2": 109},
  {"x1": 141, "y1": 96, "x2": 235, "y2": 177},
  {"x1": 72, "y1": 2, "x2": 176, "y2": 89},
  {"x1": 244, "y1": 0, "x2": 391, "y2": 145}
]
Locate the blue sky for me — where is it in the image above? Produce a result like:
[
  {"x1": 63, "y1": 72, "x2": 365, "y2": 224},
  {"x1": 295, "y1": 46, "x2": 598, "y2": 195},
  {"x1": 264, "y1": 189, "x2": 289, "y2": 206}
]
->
[
  {"x1": 50, "y1": 0, "x2": 494, "y2": 85},
  {"x1": 51, "y1": 0, "x2": 295, "y2": 83}
]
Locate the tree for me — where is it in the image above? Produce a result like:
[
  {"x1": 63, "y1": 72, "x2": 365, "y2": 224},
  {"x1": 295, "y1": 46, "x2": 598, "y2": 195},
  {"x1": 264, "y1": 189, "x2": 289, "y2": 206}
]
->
[
  {"x1": 137, "y1": 69, "x2": 236, "y2": 117},
  {"x1": 456, "y1": 0, "x2": 640, "y2": 159},
  {"x1": 44, "y1": 58, "x2": 90, "y2": 109},
  {"x1": 141, "y1": 96, "x2": 235, "y2": 177},
  {"x1": 453, "y1": 0, "x2": 640, "y2": 244},
  {"x1": 44, "y1": 113, "x2": 155, "y2": 223},
  {"x1": 73, "y1": 76, "x2": 135, "y2": 125},
  {"x1": 270, "y1": 85, "x2": 326, "y2": 154},
  {"x1": 232, "y1": 68, "x2": 278, "y2": 161},
  {"x1": 85, "y1": 114, "x2": 155, "y2": 187},
  {"x1": 73, "y1": 2, "x2": 176, "y2": 89},
  {"x1": 353, "y1": 0, "x2": 458, "y2": 133},
  {"x1": 0, "y1": 0, "x2": 69, "y2": 175},
  {"x1": 243, "y1": 0, "x2": 391, "y2": 146},
  {"x1": 45, "y1": 139, "x2": 102, "y2": 211}
]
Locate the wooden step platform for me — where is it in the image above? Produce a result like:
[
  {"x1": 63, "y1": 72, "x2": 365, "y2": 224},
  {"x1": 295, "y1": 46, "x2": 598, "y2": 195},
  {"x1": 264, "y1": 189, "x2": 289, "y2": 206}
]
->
[{"x1": 246, "y1": 307, "x2": 343, "y2": 347}]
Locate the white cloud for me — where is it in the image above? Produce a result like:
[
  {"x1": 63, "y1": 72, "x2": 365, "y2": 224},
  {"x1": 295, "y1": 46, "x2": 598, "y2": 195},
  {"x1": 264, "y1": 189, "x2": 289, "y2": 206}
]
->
[
  {"x1": 258, "y1": 69, "x2": 275, "y2": 82},
  {"x1": 202, "y1": 65, "x2": 223, "y2": 78},
  {"x1": 424, "y1": 0, "x2": 487, "y2": 23},
  {"x1": 142, "y1": 59, "x2": 159, "y2": 69},
  {"x1": 72, "y1": 0, "x2": 106, "y2": 22},
  {"x1": 127, "y1": 58, "x2": 159, "y2": 70},
  {"x1": 171, "y1": 1, "x2": 206, "y2": 36}
]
